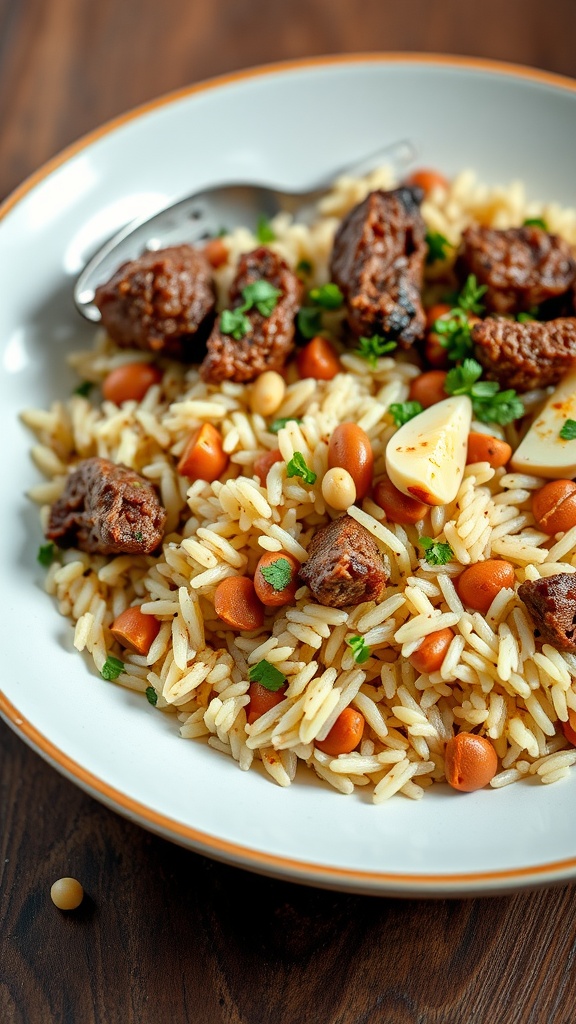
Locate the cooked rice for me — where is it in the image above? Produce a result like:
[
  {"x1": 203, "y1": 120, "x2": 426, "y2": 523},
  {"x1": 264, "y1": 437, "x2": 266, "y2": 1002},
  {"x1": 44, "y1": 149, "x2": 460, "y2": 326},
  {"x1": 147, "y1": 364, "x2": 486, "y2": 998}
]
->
[{"x1": 22, "y1": 167, "x2": 576, "y2": 803}]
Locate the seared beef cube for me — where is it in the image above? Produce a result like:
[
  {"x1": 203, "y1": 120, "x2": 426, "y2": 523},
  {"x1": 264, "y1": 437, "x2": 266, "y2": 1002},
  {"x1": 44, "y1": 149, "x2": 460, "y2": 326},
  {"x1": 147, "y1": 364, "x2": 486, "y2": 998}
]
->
[
  {"x1": 299, "y1": 514, "x2": 389, "y2": 608},
  {"x1": 200, "y1": 247, "x2": 302, "y2": 383},
  {"x1": 330, "y1": 188, "x2": 426, "y2": 347},
  {"x1": 94, "y1": 245, "x2": 216, "y2": 359},
  {"x1": 459, "y1": 225, "x2": 576, "y2": 315},
  {"x1": 472, "y1": 317, "x2": 576, "y2": 392},
  {"x1": 47, "y1": 457, "x2": 166, "y2": 555},
  {"x1": 518, "y1": 573, "x2": 576, "y2": 652}
]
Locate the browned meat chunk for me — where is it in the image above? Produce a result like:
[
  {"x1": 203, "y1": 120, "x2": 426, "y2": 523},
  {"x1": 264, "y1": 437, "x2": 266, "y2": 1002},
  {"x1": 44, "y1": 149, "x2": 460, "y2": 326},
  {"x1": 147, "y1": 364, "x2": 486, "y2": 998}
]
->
[
  {"x1": 47, "y1": 457, "x2": 166, "y2": 555},
  {"x1": 472, "y1": 317, "x2": 576, "y2": 391},
  {"x1": 200, "y1": 247, "x2": 302, "y2": 383},
  {"x1": 459, "y1": 225, "x2": 576, "y2": 315},
  {"x1": 299, "y1": 514, "x2": 389, "y2": 608},
  {"x1": 329, "y1": 187, "x2": 426, "y2": 347},
  {"x1": 94, "y1": 245, "x2": 216, "y2": 359},
  {"x1": 518, "y1": 573, "x2": 576, "y2": 652}
]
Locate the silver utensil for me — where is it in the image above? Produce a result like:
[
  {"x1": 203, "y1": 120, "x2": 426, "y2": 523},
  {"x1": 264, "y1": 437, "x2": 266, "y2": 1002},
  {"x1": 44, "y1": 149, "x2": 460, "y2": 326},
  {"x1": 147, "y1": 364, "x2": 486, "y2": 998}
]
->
[{"x1": 74, "y1": 139, "x2": 417, "y2": 322}]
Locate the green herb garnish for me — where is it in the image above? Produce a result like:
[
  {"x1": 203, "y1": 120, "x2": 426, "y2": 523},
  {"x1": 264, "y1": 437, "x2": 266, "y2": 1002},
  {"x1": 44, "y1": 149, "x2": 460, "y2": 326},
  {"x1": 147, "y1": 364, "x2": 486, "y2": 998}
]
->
[
  {"x1": 241, "y1": 280, "x2": 282, "y2": 317},
  {"x1": 248, "y1": 659, "x2": 287, "y2": 691},
  {"x1": 389, "y1": 401, "x2": 424, "y2": 427},
  {"x1": 434, "y1": 308, "x2": 475, "y2": 362},
  {"x1": 134, "y1": 531, "x2": 143, "y2": 542},
  {"x1": 425, "y1": 231, "x2": 452, "y2": 265},
  {"x1": 523, "y1": 217, "x2": 548, "y2": 231},
  {"x1": 517, "y1": 312, "x2": 536, "y2": 323},
  {"x1": 256, "y1": 215, "x2": 275, "y2": 243},
  {"x1": 74, "y1": 380, "x2": 94, "y2": 398},
  {"x1": 221, "y1": 307, "x2": 252, "y2": 340},
  {"x1": 297, "y1": 306, "x2": 322, "y2": 339},
  {"x1": 260, "y1": 557, "x2": 293, "y2": 592},
  {"x1": 444, "y1": 358, "x2": 524, "y2": 425},
  {"x1": 346, "y1": 635, "x2": 372, "y2": 664},
  {"x1": 101, "y1": 656, "x2": 125, "y2": 681},
  {"x1": 296, "y1": 259, "x2": 313, "y2": 277},
  {"x1": 355, "y1": 334, "x2": 398, "y2": 369},
  {"x1": 146, "y1": 686, "x2": 158, "y2": 706},
  {"x1": 308, "y1": 283, "x2": 344, "y2": 309},
  {"x1": 560, "y1": 419, "x2": 576, "y2": 440},
  {"x1": 269, "y1": 416, "x2": 302, "y2": 434},
  {"x1": 37, "y1": 541, "x2": 56, "y2": 567},
  {"x1": 419, "y1": 537, "x2": 454, "y2": 566},
  {"x1": 457, "y1": 274, "x2": 488, "y2": 315},
  {"x1": 286, "y1": 451, "x2": 317, "y2": 485}
]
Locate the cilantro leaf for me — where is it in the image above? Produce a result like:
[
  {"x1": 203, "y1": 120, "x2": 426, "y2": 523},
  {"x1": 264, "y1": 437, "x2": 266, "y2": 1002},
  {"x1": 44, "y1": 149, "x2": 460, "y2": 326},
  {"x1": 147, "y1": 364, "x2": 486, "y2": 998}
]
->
[
  {"x1": 101, "y1": 656, "x2": 125, "y2": 681},
  {"x1": 457, "y1": 274, "x2": 488, "y2": 315},
  {"x1": 248, "y1": 659, "x2": 287, "y2": 691},
  {"x1": 297, "y1": 306, "x2": 322, "y2": 339},
  {"x1": 221, "y1": 307, "x2": 252, "y2": 340},
  {"x1": 146, "y1": 686, "x2": 158, "y2": 706},
  {"x1": 241, "y1": 280, "x2": 282, "y2": 317},
  {"x1": 74, "y1": 380, "x2": 94, "y2": 398},
  {"x1": 425, "y1": 231, "x2": 452, "y2": 265},
  {"x1": 444, "y1": 358, "x2": 484, "y2": 395},
  {"x1": 355, "y1": 334, "x2": 398, "y2": 369},
  {"x1": 269, "y1": 416, "x2": 302, "y2": 434},
  {"x1": 259, "y1": 557, "x2": 293, "y2": 592},
  {"x1": 435, "y1": 308, "x2": 475, "y2": 362},
  {"x1": 308, "y1": 283, "x2": 344, "y2": 309},
  {"x1": 444, "y1": 359, "x2": 524, "y2": 425},
  {"x1": 256, "y1": 215, "x2": 275, "y2": 243},
  {"x1": 286, "y1": 451, "x2": 317, "y2": 485},
  {"x1": 389, "y1": 401, "x2": 423, "y2": 427},
  {"x1": 346, "y1": 635, "x2": 371, "y2": 664},
  {"x1": 419, "y1": 537, "x2": 454, "y2": 566},
  {"x1": 560, "y1": 419, "x2": 576, "y2": 440},
  {"x1": 37, "y1": 541, "x2": 56, "y2": 567},
  {"x1": 523, "y1": 217, "x2": 548, "y2": 231}
]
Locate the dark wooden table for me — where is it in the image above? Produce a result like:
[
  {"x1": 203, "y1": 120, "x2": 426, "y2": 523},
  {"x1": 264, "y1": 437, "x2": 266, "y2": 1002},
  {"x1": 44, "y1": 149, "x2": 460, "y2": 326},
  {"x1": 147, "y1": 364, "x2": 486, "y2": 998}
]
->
[{"x1": 3, "y1": 2, "x2": 576, "y2": 1021}]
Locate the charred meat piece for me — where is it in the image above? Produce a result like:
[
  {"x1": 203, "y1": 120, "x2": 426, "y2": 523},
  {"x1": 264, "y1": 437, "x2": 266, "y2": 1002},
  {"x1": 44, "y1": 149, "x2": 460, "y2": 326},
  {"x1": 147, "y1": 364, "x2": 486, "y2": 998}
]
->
[
  {"x1": 299, "y1": 514, "x2": 389, "y2": 608},
  {"x1": 94, "y1": 245, "x2": 216, "y2": 359},
  {"x1": 330, "y1": 187, "x2": 426, "y2": 347},
  {"x1": 518, "y1": 573, "x2": 576, "y2": 652},
  {"x1": 200, "y1": 247, "x2": 302, "y2": 383},
  {"x1": 459, "y1": 225, "x2": 576, "y2": 315},
  {"x1": 472, "y1": 316, "x2": 576, "y2": 392},
  {"x1": 47, "y1": 457, "x2": 166, "y2": 555}
]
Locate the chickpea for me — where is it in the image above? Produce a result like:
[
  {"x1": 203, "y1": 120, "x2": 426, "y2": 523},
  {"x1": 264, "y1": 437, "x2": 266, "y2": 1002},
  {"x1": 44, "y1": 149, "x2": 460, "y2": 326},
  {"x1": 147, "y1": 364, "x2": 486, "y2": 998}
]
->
[
  {"x1": 50, "y1": 877, "x2": 84, "y2": 910},
  {"x1": 249, "y1": 371, "x2": 286, "y2": 417},
  {"x1": 466, "y1": 432, "x2": 512, "y2": 469},
  {"x1": 532, "y1": 479, "x2": 576, "y2": 534},
  {"x1": 456, "y1": 559, "x2": 516, "y2": 614},
  {"x1": 408, "y1": 370, "x2": 448, "y2": 409},
  {"x1": 410, "y1": 628, "x2": 454, "y2": 675},
  {"x1": 322, "y1": 467, "x2": 357, "y2": 510},
  {"x1": 328, "y1": 422, "x2": 374, "y2": 499},
  {"x1": 444, "y1": 733, "x2": 498, "y2": 792},
  {"x1": 373, "y1": 477, "x2": 429, "y2": 524}
]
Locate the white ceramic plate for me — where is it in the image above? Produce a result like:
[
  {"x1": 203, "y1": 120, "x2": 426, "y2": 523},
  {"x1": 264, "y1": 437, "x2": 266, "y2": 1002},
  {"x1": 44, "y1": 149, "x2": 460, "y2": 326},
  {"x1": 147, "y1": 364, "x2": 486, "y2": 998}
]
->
[{"x1": 2, "y1": 55, "x2": 576, "y2": 897}]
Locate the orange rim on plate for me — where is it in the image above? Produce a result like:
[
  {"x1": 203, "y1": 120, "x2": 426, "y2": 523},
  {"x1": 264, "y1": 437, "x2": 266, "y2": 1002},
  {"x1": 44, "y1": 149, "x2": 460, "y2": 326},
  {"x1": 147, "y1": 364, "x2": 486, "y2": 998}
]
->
[{"x1": 3, "y1": 53, "x2": 576, "y2": 894}]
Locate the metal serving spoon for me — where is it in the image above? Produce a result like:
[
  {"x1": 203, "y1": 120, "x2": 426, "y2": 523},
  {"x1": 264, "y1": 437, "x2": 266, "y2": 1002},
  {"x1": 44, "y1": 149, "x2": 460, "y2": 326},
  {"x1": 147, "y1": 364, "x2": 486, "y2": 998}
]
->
[{"x1": 74, "y1": 139, "x2": 417, "y2": 322}]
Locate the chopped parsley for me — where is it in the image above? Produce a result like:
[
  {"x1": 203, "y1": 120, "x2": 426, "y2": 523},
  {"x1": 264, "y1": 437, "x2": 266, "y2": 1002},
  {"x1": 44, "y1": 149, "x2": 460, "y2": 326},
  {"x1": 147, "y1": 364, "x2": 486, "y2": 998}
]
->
[
  {"x1": 286, "y1": 451, "x2": 317, "y2": 485},
  {"x1": 346, "y1": 635, "x2": 371, "y2": 664},
  {"x1": 308, "y1": 283, "x2": 344, "y2": 309},
  {"x1": 425, "y1": 230, "x2": 452, "y2": 265},
  {"x1": 434, "y1": 308, "x2": 475, "y2": 362},
  {"x1": 419, "y1": 537, "x2": 454, "y2": 566},
  {"x1": 146, "y1": 686, "x2": 158, "y2": 706},
  {"x1": 256, "y1": 215, "x2": 276, "y2": 243},
  {"x1": 523, "y1": 217, "x2": 548, "y2": 231},
  {"x1": 355, "y1": 334, "x2": 398, "y2": 369},
  {"x1": 560, "y1": 419, "x2": 576, "y2": 440},
  {"x1": 100, "y1": 656, "x2": 125, "y2": 681},
  {"x1": 220, "y1": 280, "x2": 282, "y2": 340},
  {"x1": 444, "y1": 358, "x2": 524, "y2": 425},
  {"x1": 248, "y1": 659, "x2": 287, "y2": 691},
  {"x1": 457, "y1": 274, "x2": 488, "y2": 315},
  {"x1": 389, "y1": 401, "x2": 423, "y2": 427},
  {"x1": 269, "y1": 416, "x2": 302, "y2": 434},
  {"x1": 37, "y1": 541, "x2": 56, "y2": 567},
  {"x1": 296, "y1": 258, "x2": 313, "y2": 278},
  {"x1": 296, "y1": 306, "x2": 322, "y2": 339},
  {"x1": 259, "y1": 557, "x2": 293, "y2": 591},
  {"x1": 74, "y1": 380, "x2": 94, "y2": 398}
]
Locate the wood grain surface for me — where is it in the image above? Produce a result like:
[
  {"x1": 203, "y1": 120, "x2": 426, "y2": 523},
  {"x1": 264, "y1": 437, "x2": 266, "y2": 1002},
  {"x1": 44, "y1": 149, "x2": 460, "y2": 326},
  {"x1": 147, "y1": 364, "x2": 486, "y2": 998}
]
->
[{"x1": 2, "y1": 1, "x2": 576, "y2": 1021}]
